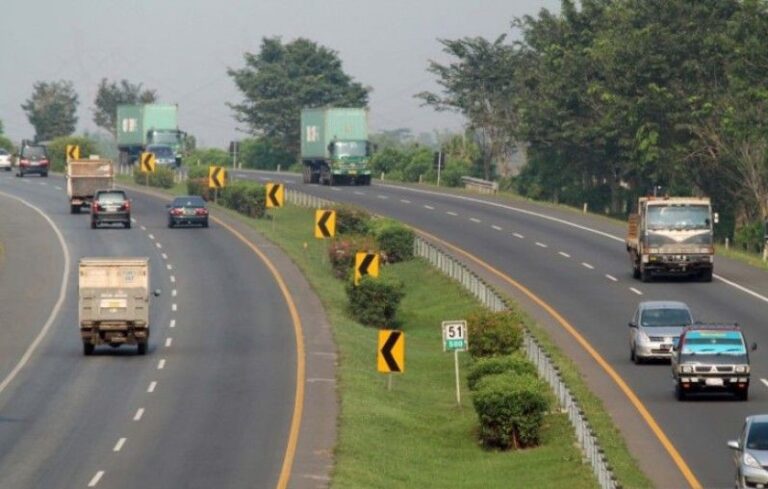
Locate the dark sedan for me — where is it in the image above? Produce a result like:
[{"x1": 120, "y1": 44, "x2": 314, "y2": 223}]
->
[{"x1": 168, "y1": 195, "x2": 209, "y2": 228}]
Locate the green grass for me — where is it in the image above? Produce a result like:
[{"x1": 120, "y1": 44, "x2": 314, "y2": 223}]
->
[{"x1": 717, "y1": 245, "x2": 768, "y2": 271}]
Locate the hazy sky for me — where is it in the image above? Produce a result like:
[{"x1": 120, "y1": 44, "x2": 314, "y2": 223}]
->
[{"x1": 1, "y1": 0, "x2": 560, "y2": 148}]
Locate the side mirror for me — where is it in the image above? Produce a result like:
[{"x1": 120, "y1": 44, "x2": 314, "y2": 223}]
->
[
  {"x1": 628, "y1": 322, "x2": 637, "y2": 328},
  {"x1": 713, "y1": 212, "x2": 719, "y2": 224},
  {"x1": 153, "y1": 289, "x2": 162, "y2": 297},
  {"x1": 752, "y1": 342, "x2": 757, "y2": 351},
  {"x1": 727, "y1": 440, "x2": 740, "y2": 450}
]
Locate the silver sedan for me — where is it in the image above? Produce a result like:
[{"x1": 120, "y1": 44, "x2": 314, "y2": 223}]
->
[{"x1": 628, "y1": 300, "x2": 693, "y2": 363}]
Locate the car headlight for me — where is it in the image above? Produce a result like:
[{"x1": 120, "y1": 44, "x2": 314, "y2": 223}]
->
[
  {"x1": 680, "y1": 365, "x2": 693, "y2": 374},
  {"x1": 744, "y1": 452, "x2": 762, "y2": 468},
  {"x1": 637, "y1": 330, "x2": 650, "y2": 344},
  {"x1": 735, "y1": 365, "x2": 749, "y2": 374}
]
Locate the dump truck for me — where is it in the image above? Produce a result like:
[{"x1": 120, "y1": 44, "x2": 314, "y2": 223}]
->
[
  {"x1": 116, "y1": 104, "x2": 185, "y2": 166},
  {"x1": 300, "y1": 107, "x2": 373, "y2": 185},
  {"x1": 66, "y1": 159, "x2": 114, "y2": 214},
  {"x1": 626, "y1": 196, "x2": 715, "y2": 282},
  {"x1": 79, "y1": 258, "x2": 159, "y2": 355}
]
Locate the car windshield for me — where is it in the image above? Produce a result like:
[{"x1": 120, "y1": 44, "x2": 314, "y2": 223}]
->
[
  {"x1": 22, "y1": 146, "x2": 47, "y2": 159},
  {"x1": 333, "y1": 141, "x2": 367, "y2": 157},
  {"x1": 747, "y1": 422, "x2": 768, "y2": 451},
  {"x1": 149, "y1": 131, "x2": 181, "y2": 145},
  {"x1": 149, "y1": 146, "x2": 174, "y2": 158},
  {"x1": 681, "y1": 331, "x2": 746, "y2": 355},
  {"x1": 97, "y1": 192, "x2": 126, "y2": 203},
  {"x1": 641, "y1": 308, "x2": 692, "y2": 327},
  {"x1": 173, "y1": 197, "x2": 205, "y2": 208},
  {"x1": 646, "y1": 204, "x2": 710, "y2": 230}
]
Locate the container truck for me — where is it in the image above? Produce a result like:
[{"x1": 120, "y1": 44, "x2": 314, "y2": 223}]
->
[
  {"x1": 116, "y1": 104, "x2": 185, "y2": 166},
  {"x1": 626, "y1": 196, "x2": 716, "y2": 282},
  {"x1": 79, "y1": 257, "x2": 160, "y2": 355},
  {"x1": 300, "y1": 108, "x2": 373, "y2": 185},
  {"x1": 66, "y1": 159, "x2": 114, "y2": 214}
]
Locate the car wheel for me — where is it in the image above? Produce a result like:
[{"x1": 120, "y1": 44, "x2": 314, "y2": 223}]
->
[
  {"x1": 736, "y1": 388, "x2": 749, "y2": 401},
  {"x1": 91, "y1": 219, "x2": 98, "y2": 229},
  {"x1": 83, "y1": 343, "x2": 95, "y2": 356},
  {"x1": 137, "y1": 341, "x2": 147, "y2": 355},
  {"x1": 41, "y1": 172, "x2": 48, "y2": 177},
  {"x1": 633, "y1": 347, "x2": 643, "y2": 365},
  {"x1": 675, "y1": 383, "x2": 687, "y2": 401},
  {"x1": 17, "y1": 171, "x2": 22, "y2": 178},
  {"x1": 203, "y1": 219, "x2": 209, "y2": 228},
  {"x1": 125, "y1": 220, "x2": 131, "y2": 229},
  {"x1": 168, "y1": 219, "x2": 175, "y2": 228}
]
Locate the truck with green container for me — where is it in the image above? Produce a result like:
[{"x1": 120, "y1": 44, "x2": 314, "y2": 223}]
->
[
  {"x1": 116, "y1": 104, "x2": 186, "y2": 167},
  {"x1": 300, "y1": 108, "x2": 373, "y2": 185}
]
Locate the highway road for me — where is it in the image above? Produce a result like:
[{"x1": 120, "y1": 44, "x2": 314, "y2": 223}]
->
[
  {"x1": 0, "y1": 172, "x2": 333, "y2": 489},
  {"x1": 235, "y1": 169, "x2": 768, "y2": 489}
]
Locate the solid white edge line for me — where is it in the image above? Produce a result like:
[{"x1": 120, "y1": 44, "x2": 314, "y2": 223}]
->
[
  {"x1": 113, "y1": 438, "x2": 126, "y2": 452},
  {"x1": 559, "y1": 251, "x2": 571, "y2": 258},
  {"x1": 630, "y1": 287, "x2": 643, "y2": 295},
  {"x1": 0, "y1": 191, "x2": 70, "y2": 397},
  {"x1": 147, "y1": 381, "x2": 157, "y2": 393},
  {"x1": 133, "y1": 408, "x2": 144, "y2": 421},
  {"x1": 582, "y1": 262, "x2": 594, "y2": 269},
  {"x1": 606, "y1": 274, "x2": 618, "y2": 282},
  {"x1": 88, "y1": 471, "x2": 105, "y2": 487}
]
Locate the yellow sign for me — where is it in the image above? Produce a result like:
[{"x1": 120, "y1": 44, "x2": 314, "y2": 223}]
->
[
  {"x1": 66, "y1": 144, "x2": 80, "y2": 161},
  {"x1": 140, "y1": 152, "x2": 156, "y2": 173},
  {"x1": 209, "y1": 166, "x2": 226, "y2": 189},
  {"x1": 354, "y1": 252, "x2": 380, "y2": 285},
  {"x1": 315, "y1": 209, "x2": 336, "y2": 238},
  {"x1": 377, "y1": 329, "x2": 405, "y2": 373},
  {"x1": 266, "y1": 183, "x2": 285, "y2": 208}
]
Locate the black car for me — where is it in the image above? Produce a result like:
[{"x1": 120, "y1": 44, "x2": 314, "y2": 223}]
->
[
  {"x1": 91, "y1": 190, "x2": 131, "y2": 229},
  {"x1": 168, "y1": 195, "x2": 208, "y2": 228},
  {"x1": 16, "y1": 143, "x2": 49, "y2": 177}
]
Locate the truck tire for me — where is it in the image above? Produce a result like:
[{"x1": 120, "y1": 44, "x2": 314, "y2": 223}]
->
[
  {"x1": 736, "y1": 388, "x2": 749, "y2": 401},
  {"x1": 302, "y1": 166, "x2": 311, "y2": 184},
  {"x1": 83, "y1": 343, "x2": 95, "y2": 356},
  {"x1": 91, "y1": 219, "x2": 98, "y2": 229},
  {"x1": 70, "y1": 204, "x2": 80, "y2": 214},
  {"x1": 640, "y1": 265, "x2": 652, "y2": 283},
  {"x1": 124, "y1": 220, "x2": 131, "y2": 229},
  {"x1": 699, "y1": 269, "x2": 713, "y2": 282},
  {"x1": 137, "y1": 341, "x2": 148, "y2": 355}
]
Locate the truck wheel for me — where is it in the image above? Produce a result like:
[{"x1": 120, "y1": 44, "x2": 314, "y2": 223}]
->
[
  {"x1": 675, "y1": 383, "x2": 687, "y2": 401},
  {"x1": 699, "y1": 269, "x2": 713, "y2": 282},
  {"x1": 83, "y1": 343, "x2": 95, "y2": 356},
  {"x1": 302, "y1": 166, "x2": 311, "y2": 184},
  {"x1": 137, "y1": 342, "x2": 148, "y2": 355},
  {"x1": 736, "y1": 389, "x2": 749, "y2": 401},
  {"x1": 70, "y1": 204, "x2": 80, "y2": 214},
  {"x1": 640, "y1": 265, "x2": 652, "y2": 283},
  {"x1": 91, "y1": 219, "x2": 98, "y2": 229},
  {"x1": 124, "y1": 220, "x2": 131, "y2": 229}
]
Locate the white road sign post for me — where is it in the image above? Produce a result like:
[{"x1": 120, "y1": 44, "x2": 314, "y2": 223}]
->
[{"x1": 442, "y1": 320, "x2": 468, "y2": 407}]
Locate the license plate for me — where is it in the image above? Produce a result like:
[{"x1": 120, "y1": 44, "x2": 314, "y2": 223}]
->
[
  {"x1": 349, "y1": 170, "x2": 357, "y2": 175},
  {"x1": 661, "y1": 344, "x2": 672, "y2": 350},
  {"x1": 184, "y1": 208, "x2": 194, "y2": 215},
  {"x1": 100, "y1": 299, "x2": 127, "y2": 309},
  {"x1": 705, "y1": 378, "x2": 724, "y2": 386}
]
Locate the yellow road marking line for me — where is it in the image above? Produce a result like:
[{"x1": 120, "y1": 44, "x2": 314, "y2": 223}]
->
[{"x1": 417, "y1": 228, "x2": 702, "y2": 489}]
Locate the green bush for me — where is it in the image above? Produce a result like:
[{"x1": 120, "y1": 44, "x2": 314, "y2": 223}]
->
[
  {"x1": 134, "y1": 166, "x2": 175, "y2": 188},
  {"x1": 467, "y1": 353, "x2": 537, "y2": 391},
  {"x1": 734, "y1": 221, "x2": 764, "y2": 253},
  {"x1": 336, "y1": 205, "x2": 372, "y2": 235},
  {"x1": 472, "y1": 372, "x2": 551, "y2": 449},
  {"x1": 187, "y1": 177, "x2": 213, "y2": 200},
  {"x1": 327, "y1": 235, "x2": 378, "y2": 280},
  {"x1": 187, "y1": 165, "x2": 210, "y2": 179},
  {"x1": 467, "y1": 309, "x2": 524, "y2": 359},
  {"x1": 220, "y1": 181, "x2": 266, "y2": 218},
  {"x1": 46, "y1": 136, "x2": 99, "y2": 172},
  {"x1": 372, "y1": 222, "x2": 414, "y2": 263},
  {"x1": 346, "y1": 276, "x2": 405, "y2": 328}
]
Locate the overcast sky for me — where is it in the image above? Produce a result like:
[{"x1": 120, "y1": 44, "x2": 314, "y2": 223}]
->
[{"x1": 1, "y1": 0, "x2": 560, "y2": 148}]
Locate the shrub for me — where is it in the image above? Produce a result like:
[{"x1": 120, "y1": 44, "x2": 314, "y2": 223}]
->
[
  {"x1": 46, "y1": 136, "x2": 99, "y2": 172},
  {"x1": 467, "y1": 309, "x2": 524, "y2": 359},
  {"x1": 187, "y1": 177, "x2": 213, "y2": 200},
  {"x1": 336, "y1": 205, "x2": 372, "y2": 235},
  {"x1": 187, "y1": 165, "x2": 210, "y2": 179},
  {"x1": 327, "y1": 235, "x2": 378, "y2": 280},
  {"x1": 472, "y1": 372, "x2": 551, "y2": 449},
  {"x1": 346, "y1": 276, "x2": 405, "y2": 327},
  {"x1": 734, "y1": 221, "x2": 764, "y2": 253},
  {"x1": 220, "y1": 181, "x2": 266, "y2": 218},
  {"x1": 368, "y1": 218, "x2": 414, "y2": 263},
  {"x1": 467, "y1": 353, "x2": 536, "y2": 391},
  {"x1": 134, "y1": 166, "x2": 175, "y2": 188}
]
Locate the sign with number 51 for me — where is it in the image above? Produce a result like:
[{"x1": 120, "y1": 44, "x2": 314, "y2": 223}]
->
[{"x1": 442, "y1": 320, "x2": 468, "y2": 352}]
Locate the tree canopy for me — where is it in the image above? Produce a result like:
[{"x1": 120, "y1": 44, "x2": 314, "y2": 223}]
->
[
  {"x1": 21, "y1": 80, "x2": 79, "y2": 142},
  {"x1": 92, "y1": 78, "x2": 157, "y2": 136},
  {"x1": 228, "y1": 37, "x2": 370, "y2": 160}
]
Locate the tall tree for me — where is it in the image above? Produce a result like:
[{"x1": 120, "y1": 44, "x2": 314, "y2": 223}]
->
[
  {"x1": 92, "y1": 78, "x2": 157, "y2": 137},
  {"x1": 21, "y1": 80, "x2": 79, "y2": 142},
  {"x1": 228, "y1": 37, "x2": 370, "y2": 159}
]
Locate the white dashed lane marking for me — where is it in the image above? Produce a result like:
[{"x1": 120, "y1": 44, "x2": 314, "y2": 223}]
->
[
  {"x1": 161, "y1": 253, "x2": 168, "y2": 260},
  {"x1": 582, "y1": 262, "x2": 594, "y2": 270},
  {"x1": 54, "y1": 185, "x2": 63, "y2": 190},
  {"x1": 353, "y1": 191, "x2": 364, "y2": 196},
  {"x1": 172, "y1": 303, "x2": 177, "y2": 311},
  {"x1": 535, "y1": 242, "x2": 548, "y2": 248},
  {"x1": 133, "y1": 408, "x2": 144, "y2": 421},
  {"x1": 148, "y1": 234, "x2": 155, "y2": 240},
  {"x1": 165, "y1": 338, "x2": 173, "y2": 348},
  {"x1": 158, "y1": 359, "x2": 166, "y2": 370},
  {"x1": 130, "y1": 218, "x2": 136, "y2": 223},
  {"x1": 38, "y1": 182, "x2": 47, "y2": 186},
  {"x1": 761, "y1": 379, "x2": 768, "y2": 389},
  {"x1": 558, "y1": 251, "x2": 570, "y2": 258},
  {"x1": 147, "y1": 381, "x2": 157, "y2": 393},
  {"x1": 513, "y1": 233, "x2": 524, "y2": 239},
  {"x1": 446, "y1": 211, "x2": 458, "y2": 216},
  {"x1": 400, "y1": 199, "x2": 411, "y2": 204},
  {"x1": 155, "y1": 242, "x2": 162, "y2": 249},
  {"x1": 172, "y1": 289, "x2": 177, "y2": 297},
  {"x1": 169, "y1": 319, "x2": 176, "y2": 328},
  {"x1": 470, "y1": 217, "x2": 481, "y2": 223},
  {"x1": 606, "y1": 274, "x2": 618, "y2": 282},
  {"x1": 377, "y1": 195, "x2": 388, "y2": 199},
  {"x1": 166, "y1": 264, "x2": 172, "y2": 271},
  {"x1": 630, "y1": 287, "x2": 643, "y2": 296},
  {"x1": 140, "y1": 225, "x2": 147, "y2": 231},
  {"x1": 113, "y1": 438, "x2": 126, "y2": 452},
  {"x1": 88, "y1": 471, "x2": 104, "y2": 487},
  {"x1": 170, "y1": 275, "x2": 175, "y2": 283},
  {"x1": 424, "y1": 205, "x2": 434, "y2": 210}
]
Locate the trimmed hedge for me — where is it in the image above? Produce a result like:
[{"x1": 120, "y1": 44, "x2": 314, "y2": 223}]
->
[
  {"x1": 346, "y1": 276, "x2": 405, "y2": 328},
  {"x1": 467, "y1": 309, "x2": 524, "y2": 359},
  {"x1": 466, "y1": 353, "x2": 537, "y2": 391},
  {"x1": 472, "y1": 372, "x2": 551, "y2": 449},
  {"x1": 219, "y1": 181, "x2": 266, "y2": 218},
  {"x1": 134, "y1": 166, "x2": 175, "y2": 189},
  {"x1": 369, "y1": 218, "x2": 414, "y2": 263},
  {"x1": 336, "y1": 205, "x2": 372, "y2": 235},
  {"x1": 327, "y1": 235, "x2": 378, "y2": 280}
]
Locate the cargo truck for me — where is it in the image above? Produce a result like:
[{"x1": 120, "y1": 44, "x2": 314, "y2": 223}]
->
[
  {"x1": 79, "y1": 258, "x2": 160, "y2": 355},
  {"x1": 116, "y1": 104, "x2": 185, "y2": 167},
  {"x1": 300, "y1": 108, "x2": 373, "y2": 185},
  {"x1": 66, "y1": 159, "x2": 114, "y2": 214},
  {"x1": 626, "y1": 196, "x2": 716, "y2": 282}
]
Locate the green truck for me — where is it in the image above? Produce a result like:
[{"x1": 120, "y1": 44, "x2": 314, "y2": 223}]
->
[
  {"x1": 116, "y1": 104, "x2": 186, "y2": 166},
  {"x1": 300, "y1": 108, "x2": 373, "y2": 185}
]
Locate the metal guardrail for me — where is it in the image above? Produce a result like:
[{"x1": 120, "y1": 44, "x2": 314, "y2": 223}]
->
[
  {"x1": 269, "y1": 186, "x2": 620, "y2": 489},
  {"x1": 460, "y1": 176, "x2": 499, "y2": 194}
]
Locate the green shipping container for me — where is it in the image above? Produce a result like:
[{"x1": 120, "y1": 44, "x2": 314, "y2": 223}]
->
[
  {"x1": 301, "y1": 108, "x2": 368, "y2": 159},
  {"x1": 116, "y1": 104, "x2": 179, "y2": 147}
]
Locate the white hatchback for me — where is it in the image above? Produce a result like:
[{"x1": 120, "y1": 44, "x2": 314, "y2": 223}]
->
[{"x1": 0, "y1": 148, "x2": 11, "y2": 171}]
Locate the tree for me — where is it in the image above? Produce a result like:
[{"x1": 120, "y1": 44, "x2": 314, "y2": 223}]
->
[
  {"x1": 239, "y1": 136, "x2": 294, "y2": 170},
  {"x1": 228, "y1": 37, "x2": 370, "y2": 159},
  {"x1": 21, "y1": 80, "x2": 79, "y2": 142},
  {"x1": 92, "y1": 78, "x2": 157, "y2": 136}
]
